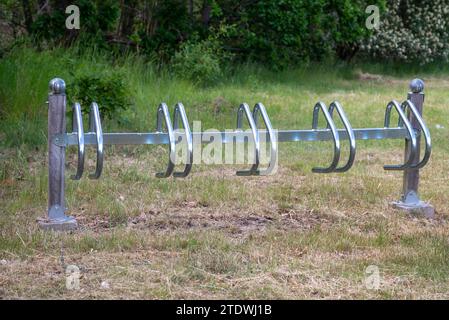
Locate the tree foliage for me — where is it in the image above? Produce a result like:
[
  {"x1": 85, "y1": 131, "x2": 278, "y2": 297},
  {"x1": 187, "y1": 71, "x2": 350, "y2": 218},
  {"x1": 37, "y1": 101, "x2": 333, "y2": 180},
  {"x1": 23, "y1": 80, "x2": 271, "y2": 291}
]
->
[{"x1": 3, "y1": 0, "x2": 448, "y2": 67}]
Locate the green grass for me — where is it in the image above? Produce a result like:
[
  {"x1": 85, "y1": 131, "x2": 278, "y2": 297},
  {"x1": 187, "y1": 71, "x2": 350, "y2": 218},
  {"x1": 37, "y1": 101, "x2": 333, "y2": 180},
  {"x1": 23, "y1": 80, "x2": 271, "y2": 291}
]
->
[{"x1": 1, "y1": 47, "x2": 449, "y2": 299}]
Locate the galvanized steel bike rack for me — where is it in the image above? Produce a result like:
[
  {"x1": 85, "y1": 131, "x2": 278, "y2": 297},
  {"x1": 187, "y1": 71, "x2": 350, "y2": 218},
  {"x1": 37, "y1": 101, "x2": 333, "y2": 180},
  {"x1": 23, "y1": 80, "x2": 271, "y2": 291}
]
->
[{"x1": 39, "y1": 78, "x2": 433, "y2": 231}]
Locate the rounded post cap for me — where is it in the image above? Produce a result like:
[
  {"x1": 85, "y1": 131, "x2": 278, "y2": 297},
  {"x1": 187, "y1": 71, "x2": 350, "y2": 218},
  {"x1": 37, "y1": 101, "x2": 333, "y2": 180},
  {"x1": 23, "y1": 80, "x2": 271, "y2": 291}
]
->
[
  {"x1": 410, "y1": 78, "x2": 424, "y2": 93},
  {"x1": 49, "y1": 78, "x2": 66, "y2": 94}
]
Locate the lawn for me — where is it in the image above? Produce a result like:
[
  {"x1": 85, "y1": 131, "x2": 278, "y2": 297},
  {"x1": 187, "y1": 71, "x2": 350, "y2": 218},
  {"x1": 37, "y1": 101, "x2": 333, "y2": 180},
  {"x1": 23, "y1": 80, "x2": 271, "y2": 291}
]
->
[{"x1": 1, "y1": 50, "x2": 449, "y2": 299}]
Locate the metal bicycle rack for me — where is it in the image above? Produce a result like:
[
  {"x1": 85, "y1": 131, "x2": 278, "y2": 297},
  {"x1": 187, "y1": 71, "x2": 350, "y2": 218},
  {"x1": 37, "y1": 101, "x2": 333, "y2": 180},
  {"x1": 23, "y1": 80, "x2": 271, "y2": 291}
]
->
[{"x1": 40, "y1": 78, "x2": 434, "y2": 231}]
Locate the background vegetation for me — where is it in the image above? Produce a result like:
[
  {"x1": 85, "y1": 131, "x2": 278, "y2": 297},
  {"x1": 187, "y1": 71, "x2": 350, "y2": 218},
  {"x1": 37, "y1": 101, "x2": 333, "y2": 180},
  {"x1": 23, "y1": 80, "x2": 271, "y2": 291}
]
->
[{"x1": 1, "y1": 0, "x2": 387, "y2": 65}]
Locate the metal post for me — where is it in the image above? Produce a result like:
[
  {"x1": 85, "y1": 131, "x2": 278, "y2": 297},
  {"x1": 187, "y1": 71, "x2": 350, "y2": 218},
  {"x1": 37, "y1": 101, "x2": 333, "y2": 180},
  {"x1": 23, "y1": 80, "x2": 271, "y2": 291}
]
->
[
  {"x1": 39, "y1": 78, "x2": 78, "y2": 231},
  {"x1": 392, "y1": 79, "x2": 435, "y2": 218}
]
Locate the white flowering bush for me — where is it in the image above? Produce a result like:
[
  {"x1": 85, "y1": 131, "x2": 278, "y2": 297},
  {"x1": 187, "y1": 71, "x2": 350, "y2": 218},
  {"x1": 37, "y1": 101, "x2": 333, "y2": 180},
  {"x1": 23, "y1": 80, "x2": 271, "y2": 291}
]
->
[{"x1": 362, "y1": 0, "x2": 449, "y2": 63}]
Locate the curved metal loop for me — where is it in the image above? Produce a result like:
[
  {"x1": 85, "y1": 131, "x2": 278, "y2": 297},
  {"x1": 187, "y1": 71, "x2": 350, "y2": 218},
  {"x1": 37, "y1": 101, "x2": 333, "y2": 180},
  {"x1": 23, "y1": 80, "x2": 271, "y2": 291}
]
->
[
  {"x1": 71, "y1": 103, "x2": 85, "y2": 180},
  {"x1": 88, "y1": 102, "x2": 103, "y2": 179},
  {"x1": 311, "y1": 102, "x2": 340, "y2": 173},
  {"x1": 400, "y1": 100, "x2": 431, "y2": 169},
  {"x1": 328, "y1": 101, "x2": 356, "y2": 172},
  {"x1": 172, "y1": 103, "x2": 193, "y2": 178},
  {"x1": 155, "y1": 103, "x2": 176, "y2": 178},
  {"x1": 383, "y1": 100, "x2": 417, "y2": 170},
  {"x1": 236, "y1": 103, "x2": 260, "y2": 176},
  {"x1": 252, "y1": 103, "x2": 277, "y2": 175}
]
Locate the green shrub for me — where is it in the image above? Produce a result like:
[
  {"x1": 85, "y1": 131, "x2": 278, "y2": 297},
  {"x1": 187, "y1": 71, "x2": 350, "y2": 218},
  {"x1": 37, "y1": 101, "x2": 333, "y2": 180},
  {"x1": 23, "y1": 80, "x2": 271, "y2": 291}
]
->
[
  {"x1": 172, "y1": 39, "x2": 223, "y2": 85},
  {"x1": 68, "y1": 70, "x2": 132, "y2": 119},
  {"x1": 209, "y1": 0, "x2": 384, "y2": 67}
]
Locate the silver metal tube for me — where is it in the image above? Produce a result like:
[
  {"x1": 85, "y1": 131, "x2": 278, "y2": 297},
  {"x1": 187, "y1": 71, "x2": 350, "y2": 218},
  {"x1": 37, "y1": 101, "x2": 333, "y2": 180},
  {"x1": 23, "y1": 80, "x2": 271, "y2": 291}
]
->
[
  {"x1": 173, "y1": 103, "x2": 193, "y2": 177},
  {"x1": 54, "y1": 127, "x2": 411, "y2": 147},
  {"x1": 401, "y1": 100, "x2": 431, "y2": 169},
  {"x1": 252, "y1": 102, "x2": 277, "y2": 175},
  {"x1": 383, "y1": 100, "x2": 417, "y2": 170},
  {"x1": 155, "y1": 103, "x2": 176, "y2": 178},
  {"x1": 70, "y1": 102, "x2": 85, "y2": 180},
  {"x1": 236, "y1": 103, "x2": 260, "y2": 176},
  {"x1": 328, "y1": 101, "x2": 356, "y2": 172},
  {"x1": 88, "y1": 102, "x2": 104, "y2": 179},
  {"x1": 311, "y1": 102, "x2": 340, "y2": 173}
]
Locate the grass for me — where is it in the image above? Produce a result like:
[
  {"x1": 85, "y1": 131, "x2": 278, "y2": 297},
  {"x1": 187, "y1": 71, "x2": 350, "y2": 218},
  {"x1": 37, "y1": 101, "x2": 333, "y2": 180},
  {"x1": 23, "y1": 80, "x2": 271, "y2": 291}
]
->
[{"x1": 1, "y1": 47, "x2": 449, "y2": 299}]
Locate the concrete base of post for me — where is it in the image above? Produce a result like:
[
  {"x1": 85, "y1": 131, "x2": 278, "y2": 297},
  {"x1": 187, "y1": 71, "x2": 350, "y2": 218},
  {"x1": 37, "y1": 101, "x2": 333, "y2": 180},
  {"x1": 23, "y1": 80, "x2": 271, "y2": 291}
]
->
[
  {"x1": 38, "y1": 217, "x2": 78, "y2": 231},
  {"x1": 391, "y1": 191, "x2": 435, "y2": 219},
  {"x1": 39, "y1": 205, "x2": 78, "y2": 231},
  {"x1": 391, "y1": 201, "x2": 435, "y2": 219}
]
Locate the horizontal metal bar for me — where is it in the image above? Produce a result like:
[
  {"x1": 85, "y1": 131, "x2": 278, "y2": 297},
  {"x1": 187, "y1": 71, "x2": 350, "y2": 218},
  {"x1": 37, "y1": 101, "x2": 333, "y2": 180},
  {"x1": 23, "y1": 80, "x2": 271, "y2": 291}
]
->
[
  {"x1": 53, "y1": 128, "x2": 410, "y2": 147},
  {"x1": 278, "y1": 128, "x2": 409, "y2": 142}
]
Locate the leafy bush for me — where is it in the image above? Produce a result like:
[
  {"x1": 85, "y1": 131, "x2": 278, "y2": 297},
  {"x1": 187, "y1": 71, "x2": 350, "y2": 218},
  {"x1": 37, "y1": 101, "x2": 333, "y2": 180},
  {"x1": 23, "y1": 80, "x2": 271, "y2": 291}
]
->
[
  {"x1": 362, "y1": 0, "x2": 449, "y2": 64},
  {"x1": 68, "y1": 70, "x2": 132, "y2": 119},
  {"x1": 172, "y1": 39, "x2": 223, "y2": 85},
  {"x1": 211, "y1": 0, "x2": 384, "y2": 67}
]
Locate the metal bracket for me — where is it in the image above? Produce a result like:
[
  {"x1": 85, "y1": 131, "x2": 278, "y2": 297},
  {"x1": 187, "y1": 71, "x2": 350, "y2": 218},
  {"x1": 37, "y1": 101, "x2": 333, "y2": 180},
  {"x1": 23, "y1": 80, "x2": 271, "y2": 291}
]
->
[{"x1": 52, "y1": 134, "x2": 67, "y2": 147}]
